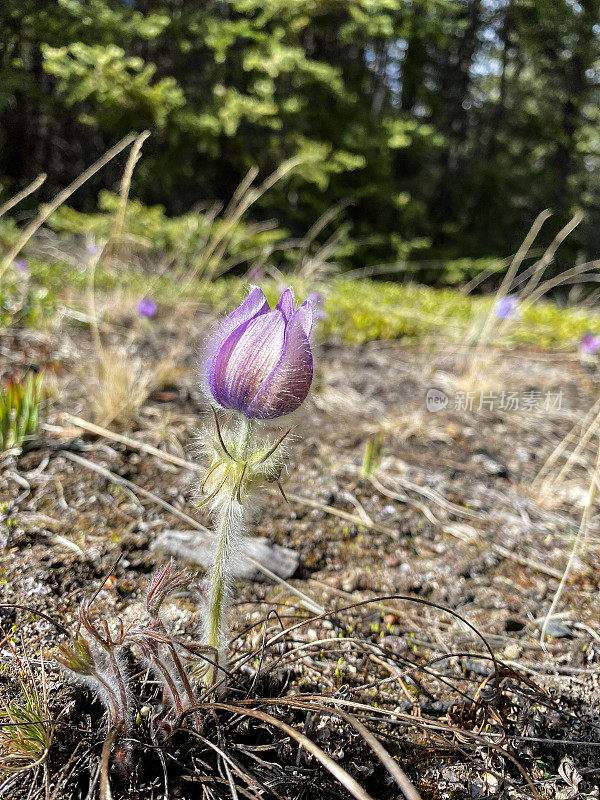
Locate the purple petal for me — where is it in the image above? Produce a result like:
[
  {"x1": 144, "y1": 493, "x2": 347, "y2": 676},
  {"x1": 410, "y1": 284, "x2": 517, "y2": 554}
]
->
[
  {"x1": 221, "y1": 287, "x2": 271, "y2": 336},
  {"x1": 495, "y1": 295, "x2": 518, "y2": 320},
  {"x1": 210, "y1": 311, "x2": 286, "y2": 412},
  {"x1": 205, "y1": 287, "x2": 271, "y2": 390},
  {"x1": 247, "y1": 311, "x2": 313, "y2": 419},
  {"x1": 292, "y1": 300, "x2": 313, "y2": 340},
  {"x1": 580, "y1": 332, "x2": 600, "y2": 354},
  {"x1": 137, "y1": 298, "x2": 157, "y2": 318},
  {"x1": 275, "y1": 288, "x2": 294, "y2": 321}
]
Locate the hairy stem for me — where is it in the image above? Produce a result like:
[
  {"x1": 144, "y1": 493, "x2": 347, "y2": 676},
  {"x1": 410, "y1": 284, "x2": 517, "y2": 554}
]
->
[
  {"x1": 94, "y1": 671, "x2": 121, "y2": 724},
  {"x1": 203, "y1": 417, "x2": 254, "y2": 688},
  {"x1": 106, "y1": 650, "x2": 130, "y2": 730},
  {"x1": 149, "y1": 649, "x2": 185, "y2": 717},
  {"x1": 205, "y1": 494, "x2": 244, "y2": 686},
  {"x1": 237, "y1": 415, "x2": 254, "y2": 459}
]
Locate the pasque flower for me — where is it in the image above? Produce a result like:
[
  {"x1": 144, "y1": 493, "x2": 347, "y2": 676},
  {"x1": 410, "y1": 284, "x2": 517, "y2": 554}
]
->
[
  {"x1": 137, "y1": 298, "x2": 157, "y2": 318},
  {"x1": 196, "y1": 286, "x2": 315, "y2": 690},
  {"x1": 205, "y1": 287, "x2": 313, "y2": 419},
  {"x1": 579, "y1": 331, "x2": 600, "y2": 355},
  {"x1": 495, "y1": 294, "x2": 519, "y2": 320}
]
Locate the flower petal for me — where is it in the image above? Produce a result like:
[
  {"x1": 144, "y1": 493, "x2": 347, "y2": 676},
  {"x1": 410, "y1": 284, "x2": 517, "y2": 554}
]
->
[
  {"x1": 292, "y1": 300, "x2": 313, "y2": 340},
  {"x1": 275, "y1": 288, "x2": 294, "y2": 321},
  {"x1": 210, "y1": 311, "x2": 286, "y2": 412},
  {"x1": 205, "y1": 287, "x2": 270, "y2": 395},
  {"x1": 246, "y1": 311, "x2": 313, "y2": 419},
  {"x1": 221, "y1": 286, "x2": 271, "y2": 335}
]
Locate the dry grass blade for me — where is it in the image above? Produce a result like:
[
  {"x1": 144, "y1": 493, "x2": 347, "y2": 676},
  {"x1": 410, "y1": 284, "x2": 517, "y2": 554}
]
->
[
  {"x1": 515, "y1": 212, "x2": 583, "y2": 302},
  {"x1": 0, "y1": 133, "x2": 138, "y2": 278},
  {"x1": 532, "y1": 396, "x2": 600, "y2": 491},
  {"x1": 233, "y1": 594, "x2": 501, "y2": 707},
  {"x1": 113, "y1": 130, "x2": 151, "y2": 245},
  {"x1": 268, "y1": 696, "x2": 541, "y2": 800},
  {"x1": 187, "y1": 730, "x2": 274, "y2": 800},
  {"x1": 321, "y1": 706, "x2": 422, "y2": 800},
  {"x1": 281, "y1": 490, "x2": 396, "y2": 536},
  {"x1": 63, "y1": 414, "x2": 195, "y2": 469},
  {"x1": 541, "y1": 434, "x2": 600, "y2": 647},
  {"x1": 466, "y1": 209, "x2": 551, "y2": 367},
  {"x1": 203, "y1": 703, "x2": 376, "y2": 800},
  {"x1": 179, "y1": 156, "x2": 302, "y2": 286},
  {"x1": 0, "y1": 173, "x2": 46, "y2": 219}
]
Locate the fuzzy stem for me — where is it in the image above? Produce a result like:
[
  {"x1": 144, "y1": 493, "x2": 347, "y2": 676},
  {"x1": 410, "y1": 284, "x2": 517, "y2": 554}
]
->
[
  {"x1": 149, "y1": 649, "x2": 185, "y2": 717},
  {"x1": 106, "y1": 649, "x2": 130, "y2": 730},
  {"x1": 157, "y1": 623, "x2": 201, "y2": 729},
  {"x1": 205, "y1": 494, "x2": 244, "y2": 686},
  {"x1": 202, "y1": 417, "x2": 255, "y2": 688},
  {"x1": 237, "y1": 416, "x2": 254, "y2": 459},
  {"x1": 94, "y1": 672, "x2": 121, "y2": 723}
]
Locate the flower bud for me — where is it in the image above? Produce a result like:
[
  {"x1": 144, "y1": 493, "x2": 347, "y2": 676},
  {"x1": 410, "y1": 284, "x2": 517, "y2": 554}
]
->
[{"x1": 204, "y1": 287, "x2": 313, "y2": 419}]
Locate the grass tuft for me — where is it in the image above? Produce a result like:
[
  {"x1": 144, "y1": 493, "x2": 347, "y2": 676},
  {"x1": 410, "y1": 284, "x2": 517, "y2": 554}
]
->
[{"x1": 0, "y1": 372, "x2": 43, "y2": 452}]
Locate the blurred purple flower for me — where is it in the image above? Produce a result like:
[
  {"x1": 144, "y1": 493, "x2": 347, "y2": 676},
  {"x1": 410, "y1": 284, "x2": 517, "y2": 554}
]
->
[
  {"x1": 137, "y1": 298, "x2": 157, "y2": 318},
  {"x1": 15, "y1": 258, "x2": 28, "y2": 273},
  {"x1": 579, "y1": 331, "x2": 600, "y2": 355},
  {"x1": 86, "y1": 242, "x2": 99, "y2": 255},
  {"x1": 495, "y1": 295, "x2": 519, "y2": 320},
  {"x1": 205, "y1": 287, "x2": 313, "y2": 419},
  {"x1": 248, "y1": 267, "x2": 264, "y2": 282}
]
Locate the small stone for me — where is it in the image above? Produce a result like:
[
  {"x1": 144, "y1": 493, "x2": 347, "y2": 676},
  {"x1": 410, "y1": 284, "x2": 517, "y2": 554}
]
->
[
  {"x1": 503, "y1": 643, "x2": 521, "y2": 660},
  {"x1": 543, "y1": 618, "x2": 573, "y2": 638}
]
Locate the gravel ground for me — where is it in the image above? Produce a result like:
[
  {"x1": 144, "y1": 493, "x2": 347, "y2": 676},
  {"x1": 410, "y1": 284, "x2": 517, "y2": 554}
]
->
[{"x1": 2, "y1": 320, "x2": 600, "y2": 799}]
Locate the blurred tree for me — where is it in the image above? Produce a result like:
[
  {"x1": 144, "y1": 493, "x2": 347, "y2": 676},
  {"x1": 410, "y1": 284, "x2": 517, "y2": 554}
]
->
[{"x1": 1, "y1": 0, "x2": 599, "y2": 277}]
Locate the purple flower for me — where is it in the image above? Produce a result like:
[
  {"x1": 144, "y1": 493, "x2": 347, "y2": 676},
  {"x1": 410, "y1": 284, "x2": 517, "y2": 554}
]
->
[
  {"x1": 14, "y1": 258, "x2": 28, "y2": 273},
  {"x1": 136, "y1": 298, "x2": 157, "y2": 318},
  {"x1": 205, "y1": 287, "x2": 313, "y2": 420},
  {"x1": 495, "y1": 295, "x2": 519, "y2": 320},
  {"x1": 86, "y1": 242, "x2": 99, "y2": 255},
  {"x1": 579, "y1": 332, "x2": 600, "y2": 355}
]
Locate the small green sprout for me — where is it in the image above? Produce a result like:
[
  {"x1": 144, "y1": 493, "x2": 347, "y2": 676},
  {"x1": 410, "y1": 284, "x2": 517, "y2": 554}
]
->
[
  {"x1": 0, "y1": 372, "x2": 43, "y2": 451},
  {"x1": 361, "y1": 431, "x2": 384, "y2": 478},
  {"x1": 0, "y1": 655, "x2": 55, "y2": 775}
]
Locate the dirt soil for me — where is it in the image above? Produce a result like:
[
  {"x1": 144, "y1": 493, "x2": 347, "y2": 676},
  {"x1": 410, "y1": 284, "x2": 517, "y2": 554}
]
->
[{"x1": 2, "y1": 318, "x2": 600, "y2": 799}]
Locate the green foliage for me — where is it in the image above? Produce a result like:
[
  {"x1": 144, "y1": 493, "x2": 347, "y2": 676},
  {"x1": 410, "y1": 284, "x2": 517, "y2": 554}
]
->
[
  {"x1": 0, "y1": 372, "x2": 43, "y2": 451},
  {"x1": 42, "y1": 43, "x2": 185, "y2": 130},
  {"x1": 0, "y1": 0, "x2": 447, "y2": 267},
  {"x1": 0, "y1": 674, "x2": 53, "y2": 773},
  {"x1": 3, "y1": 253, "x2": 600, "y2": 353},
  {"x1": 0, "y1": 267, "x2": 57, "y2": 330},
  {"x1": 2, "y1": 0, "x2": 600, "y2": 271},
  {"x1": 48, "y1": 191, "x2": 288, "y2": 266}
]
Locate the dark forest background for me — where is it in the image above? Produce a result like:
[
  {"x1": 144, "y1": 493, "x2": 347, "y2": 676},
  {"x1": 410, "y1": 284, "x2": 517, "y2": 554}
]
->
[{"x1": 2, "y1": 0, "x2": 600, "y2": 279}]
